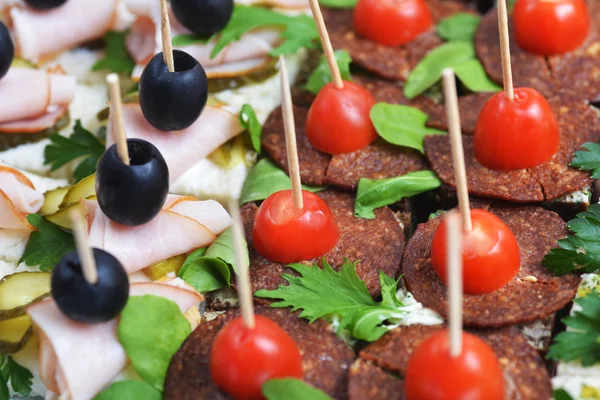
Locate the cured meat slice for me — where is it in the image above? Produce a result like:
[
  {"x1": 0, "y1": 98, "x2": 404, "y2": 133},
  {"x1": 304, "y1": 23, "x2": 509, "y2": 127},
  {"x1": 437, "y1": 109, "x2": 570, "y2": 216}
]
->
[
  {"x1": 402, "y1": 202, "x2": 580, "y2": 327},
  {"x1": 425, "y1": 92, "x2": 493, "y2": 135},
  {"x1": 347, "y1": 359, "x2": 404, "y2": 400},
  {"x1": 0, "y1": 164, "x2": 43, "y2": 230},
  {"x1": 241, "y1": 191, "x2": 404, "y2": 297},
  {"x1": 164, "y1": 305, "x2": 355, "y2": 399}
]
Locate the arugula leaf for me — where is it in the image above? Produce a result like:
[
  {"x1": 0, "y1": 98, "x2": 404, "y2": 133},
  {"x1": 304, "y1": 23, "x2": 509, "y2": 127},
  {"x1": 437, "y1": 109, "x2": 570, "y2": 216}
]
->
[
  {"x1": 93, "y1": 380, "x2": 162, "y2": 400},
  {"x1": 240, "y1": 159, "x2": 325, "y2": 204},
  {"x1": 355, "y1": 171, "x2": 442, "y2": 219},
  {"x1": 240, "y1": 104, "x2": 262, "y2": 153},
  {"x1": 118, "y1": 295, "x2": 191, "y2": 391},
  {"x1": 436, "y1": 13, "x2": 481, "y2": 42},
  {"x1": 571, "y1": 142, "x2": 600, "y2": 179},
  {"x1": 542, "y1": 204, "x2": 600, "y2": 275},
  {"x1": 548, "y1": 293, "x2": 600, "y2": 366},
  {"x1": 44, "y1": 120, "x2": 105, "y2": 183},
  {"x1": 172, "y1": 34, "x2": 211, "y2": 47},
  {"x1": 318, "y1": 0, "x2": 357, "y2": 8},
  {"x1": 263, "y1": 379, "x2": 332, "y2": 400},
  {"x1": 305, "y1": 50, "x2": 352, "y2": 94},
  {"x1": 0, "y1": 356, "x2": 33, "y2": 398},
  {"x1": 212, "y1": 5, "x2": 319, "y2": 59},
  {"x1": 92, "y1": 31, "x2": 136, "y2": 75},
  {"x1": 19, "y1": 214, "x2": 75, "y2": 271},
  {"x1": 256, "y1": 260, "x2": 419, "y2": 342},
  {"x1": 370, "y1": 103, "x2": 445, "y2": 153},
  {"x1": 453, "y1": 59, "x2": 502, "y2": 93},
  {"x1": 553, "y1": 389, "x2": 574, "y2": 400}
]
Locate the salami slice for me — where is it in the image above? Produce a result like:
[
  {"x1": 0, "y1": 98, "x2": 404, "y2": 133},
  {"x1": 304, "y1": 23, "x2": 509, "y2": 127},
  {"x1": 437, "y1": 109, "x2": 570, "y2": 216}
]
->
[
  {"x1": 425, "y1": 92, "x2": 493, "y2": 134},
  {"x1": 348, "y1": 359, "x2": 404, "y2": 400}
]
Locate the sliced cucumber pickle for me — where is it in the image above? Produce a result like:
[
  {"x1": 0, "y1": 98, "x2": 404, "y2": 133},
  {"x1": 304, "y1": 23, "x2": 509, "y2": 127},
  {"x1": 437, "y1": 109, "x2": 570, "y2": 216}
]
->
[
  {"x1": 0, "y1": 316, "x2": 33, "y2": 355},
  {"x1": 143, "y1": 254, "x2": 187, "y2": 281},
  {"x1": 46, "y1": 195, "x2": 97, "y2": 230},
  {"x1": 0, "y1": 272, "x2": 51, "y2": 322},
  {"x1": 41, "y1": 186, "x2": 69, "y2": 215},
  {"x1": 59, "y1": 173, "x2": 96, "y2": 208}
]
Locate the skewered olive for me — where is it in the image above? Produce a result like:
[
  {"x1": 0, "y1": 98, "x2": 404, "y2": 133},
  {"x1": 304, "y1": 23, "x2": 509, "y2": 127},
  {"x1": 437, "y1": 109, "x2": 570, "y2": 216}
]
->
[
  {"x1": 24, "y1": 0, "x2": 68, "y2": 10},
  {"x1": 0, "y1": 21, "x2": 14, "y2": 80},
  {"x1": 171, "y1": 0, "x2": 234, "y2": 36}
]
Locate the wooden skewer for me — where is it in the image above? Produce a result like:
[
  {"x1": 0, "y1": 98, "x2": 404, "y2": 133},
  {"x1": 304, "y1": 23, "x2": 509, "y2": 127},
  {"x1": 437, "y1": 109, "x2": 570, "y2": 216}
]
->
[
  {"x1": 106, "y1": 74, "x2": 129, "y2": 166},
  {"x1": 229, "y1": 200, "x2": 255, "y2": 329},
  {"x1": 442, "y1": 69, "x2": 472, "y2": 231},
  {"x1": 279, "y1": 56, "x2": 303, "y2": 209},
  {"x1": 497, "y1": 0, "x2": 514, "y2": 100},
  {"x1": 70, "y1": 209, "x2": 98, "y2": 285},
  {"x1": 308, "y1": 0, "x2": 343, "y2": 89},
  {"x1": 446, "y1": 210, "x2": 463, "y2": 357},
  {"x1": 160, "y1": 0, "x2": 175, "y2": 73}
]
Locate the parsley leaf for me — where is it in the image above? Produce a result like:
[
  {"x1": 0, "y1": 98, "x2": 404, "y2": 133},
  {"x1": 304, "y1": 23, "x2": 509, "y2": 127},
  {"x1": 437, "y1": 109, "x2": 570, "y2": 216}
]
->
[
  {"x1": 44, "y1": 120, "x2": 105, "y2": 183},
  {"x1": 211, "y1": 5, "x2": 319, "y2": 59},
  {"x1": 263, "y1": 379, "x2": 332, "y2": 400},
  {"x1": 553, "y1": 389, "x2": 575, "y2": 400},
  {"x1": 0, "y1": 356, "x2": 33, "y2": 398},
  {"x1": 19, "y1": 214, "x2": 75, "y2": 271},
  {"x1": 305, "y1": 50, "x2": 352, "y2": 94},
  {"x1": 436, "y1": 13, "x2": 481, "y2": 42},
  {"x1": 92, "y1": 31, "x2": 136, "y2": 75},
  {"x1": 571, "y1": 142, "x2": 600, "y2": 179},
  {"x1": 239, "y1": 104, "x2": 262, "y2": 153},
  {"x1": 542, "y1": 204, "x2": 600, "y2": 275},
  {"x1": 256, "y1": 260, "x2": 419, "y2": 342}
]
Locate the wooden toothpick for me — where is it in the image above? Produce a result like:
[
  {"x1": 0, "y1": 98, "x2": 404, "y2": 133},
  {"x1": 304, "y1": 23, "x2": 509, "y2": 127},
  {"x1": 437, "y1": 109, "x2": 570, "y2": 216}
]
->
[
  {"x1": 308, "y1": 0, "x2": 343, "y2": 89},
  {"x1": 70, "y1": 210, "x2": 98, "y2": 285},
  {"x1": 229, "y1": 200, "x2": 255, "y2": 329},
  {"x1": 442, "y1": 68, "x2": 472, "y2": 231},
  {"x1": 497, "y1": 0, "x2": 514, "y2": 100},
  {"x1": 279, "y1": 56, "x2": 303, "y2": 209},
  {"x1": 106, "y1": 74, "x2": 130, "y2": 166},
  {"x1": 446, "y1": 210, "x2": 463, "y2": 358},
  {"x1": 160, "y1": 0, "x2": 175, "y2": 72}
]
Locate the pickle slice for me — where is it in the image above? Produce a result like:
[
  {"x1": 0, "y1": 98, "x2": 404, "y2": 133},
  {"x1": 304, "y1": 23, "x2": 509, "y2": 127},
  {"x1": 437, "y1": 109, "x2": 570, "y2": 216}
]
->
[
  {"x1": 46, "y1": 196, "x2": 96, "y2": 230},
  {"x1": 0, "y1": 316, "x2": 33, "y2": 355},
  {"x1": 0, "y1": 272, "x2": 51, "y2": 322},
  {"x1": 41, "y1": 186, "x2": 69, "y2": 215},
  {"x1": 59, "y1": 173, "x2": 96, "y2": 208},
  {"x1": 143, "y1": 254, "x2": 187, "y2": 281}
]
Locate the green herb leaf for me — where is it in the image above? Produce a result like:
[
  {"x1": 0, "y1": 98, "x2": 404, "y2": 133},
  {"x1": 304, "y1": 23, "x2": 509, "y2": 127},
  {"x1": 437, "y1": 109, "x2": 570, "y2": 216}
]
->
[
  {"x1": 548, "y1": 293, "x2": 600, "y2": 366},
  {"x1": 212, "y1": 5, "x2": 319, "y2": 59},
  {"x1": 571, "y1": 142, "x2": 600, "y2": 179},
  {"x1": 305, "y1": 50, "x2": 352, "y2": 94},
  {"x1": 19, "y1": 214, "x2": 75, "y2": 271},
  {"x1": 318, "y1": 0, "x2": 357, "y2": 8},
  {"x1": 436, "y1": 13, "x2": 481, "y2": 42},
  {"x1": 93, "y1": 380, "x2": 162, "y2": 400},
  {"x1": 355, "y1": 171, "x2": 442, "y2": 219},
  {"x1": 453, "y1": 59, "x2": 502, "y2": 93},
  {"x1": 263, "y1": 379, "x2": 333, "y2": 400},
  {"x1": 553, "y1": 389, "x2": 574, "y2": 400},
  {"x1": 240, "y1": 159, "x2": 325, "y2": 204},
  {"x1": 92, "y1": 31, "x2": 136, "y2": 75},
  {"x1": 256, "y1": 260, "x2": 417, "y2": 341},
  {"x1": 118, "y1": 295, "x2": 191, "y2": 391},
  {"x1": 0, "y1": 375, "x2": 7, "y2": 400},
  {"x1": 44, "y1": 120, "x2": 105, "y2": 182},
  {"x1": 0, "y1": 357, "x2": 33, "y2": 398},
  {"x1": 240, "y1": 104, "x2": 262, "y2": 153},
  {"x1": 171, "y1": 34, "x2": 212, "y2": 47},
  {"x1": 370, "y1": 103, "x2": 445, "y2": 153}
]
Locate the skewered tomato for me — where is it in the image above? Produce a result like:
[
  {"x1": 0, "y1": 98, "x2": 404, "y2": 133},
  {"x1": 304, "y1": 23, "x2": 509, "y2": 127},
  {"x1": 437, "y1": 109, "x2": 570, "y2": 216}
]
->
[
  {"x1": 513, "y1": 0, "x2": 589, "y2": 56},
  {"x1": 431, "y1": 209, "x2": 520, "y2": 295},
  {"x1": 474, "y1": 88, "x2": 559, "y2": 170},
  {"x1": 210, "y1": 315, "x2": 303, "y2": 400},
  {"x1": 252, "y1": 190, "x2": 339, "y2": 263},
  {"x1": 306, "y1": 81, "x2": 377, "y2": 154},
  {"x1": 405, "y1": 330, "x2": 505, "y2": 400},
  {"x1": 353, "y1": 0, "x2": 432, "y2": 46}
]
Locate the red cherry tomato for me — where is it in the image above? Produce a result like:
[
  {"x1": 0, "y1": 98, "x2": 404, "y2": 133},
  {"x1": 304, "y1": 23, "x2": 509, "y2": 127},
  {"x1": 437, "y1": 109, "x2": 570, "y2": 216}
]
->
[
  {"x1": 431, "y1": 209, "x2": 520, "y2": 295},
  {"x1": 306, "y1": 81, "x2": 377, "y2": 155},
  {"x1": 252, "y1": 190, "x2": 339, "y2": 263},
  {"x1": 210, "y1": 315, "x2": 303, "y2": 400},
  {"x1": 513, "y1": 0, "x2": 589, "y2": 56},
  {"x1": 405, "y1": 330, "x2": 505, "y2": 400},
  {"x1": 474, "y1": 88, "x2": 559, "y2": 170},
  {"x1": 353, "y1": 0, "x2": 432, "y2": 46}
]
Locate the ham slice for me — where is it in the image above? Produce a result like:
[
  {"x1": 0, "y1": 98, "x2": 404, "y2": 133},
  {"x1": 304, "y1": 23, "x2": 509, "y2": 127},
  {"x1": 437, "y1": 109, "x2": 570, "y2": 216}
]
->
[
  {"x1": 0, "y1": 164, "x2": 43, "y2": 230},
  {"x1": 106, "y1": 104, "x2": 243, "y2": 182},
  {"x1": 27, "y1": 280, "x2": 202, "y2": 400}
]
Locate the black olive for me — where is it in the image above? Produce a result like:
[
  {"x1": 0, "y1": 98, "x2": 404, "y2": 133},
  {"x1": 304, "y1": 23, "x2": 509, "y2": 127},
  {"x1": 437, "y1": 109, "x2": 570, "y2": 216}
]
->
[
  {"x1": 52, "y1": 249, "x2": 129, "y2": 324},
  {"x1": 139, "y1": 50, "x2": 208, "y2": 131},
  {"x1": 96, "y1": 138, "x2": 169, "y2": 226},
  {"x1": 24, "y1": 0, "x2": 68, "y2": 10},
  {"x1": 171, "y1": 0, "x2": 234, "y2": 36},
  {"x1": 0, "y1": 21, "x2": 14, "y2": 80}
]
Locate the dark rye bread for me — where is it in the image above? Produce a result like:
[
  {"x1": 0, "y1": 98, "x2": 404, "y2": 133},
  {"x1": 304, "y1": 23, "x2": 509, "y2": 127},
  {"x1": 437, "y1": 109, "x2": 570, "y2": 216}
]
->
[
  {"x1": 348, "y1": 324, "x2": 552, "y2": 400},
  {"x1": 425, "y1": 92, "x2": 493, "y2": 134},
  {"x1": 239, "y1": 190, "x2": 404, "y2": 297},
  {"x1": 402, "y1": 202, "x2": 580, "y2": 327},
  {"x1": 164, "y1": 306, "x2": 355, "y2": 400}
]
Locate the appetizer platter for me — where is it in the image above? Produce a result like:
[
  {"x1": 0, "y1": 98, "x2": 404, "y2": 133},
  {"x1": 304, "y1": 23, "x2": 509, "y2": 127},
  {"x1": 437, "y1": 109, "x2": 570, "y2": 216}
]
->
[{"x1": 1, "y1": 0, "x2": 600, "y2": 399}]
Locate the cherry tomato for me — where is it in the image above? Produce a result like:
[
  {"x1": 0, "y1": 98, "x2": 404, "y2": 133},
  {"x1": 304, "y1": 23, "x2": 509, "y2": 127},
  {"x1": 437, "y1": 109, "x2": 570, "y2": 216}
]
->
[
  {"x1": 353, "y1": 0, "x2": 432, "y2": 46},
  {"x1": 306, "y1": 81, "x2": 377, "y2": 155},
  {"x1": 252, "y1": 190, "x2": 339, "y2": 263},
  {"x1": 431, "y1": 209, "x2": 520, "y2": 295},
  {"x1": 513, "y1": 0, "x2": 589, "y2": 56},
  {"x1": 474, "y1": 88, "x2": 559, "y2": 170},
  {"x1": 210, "y1": 315, "x2": 303, "y2": 400},
  {"x1": 405, "y1": 330, "x2": 505, "y2": 400}
]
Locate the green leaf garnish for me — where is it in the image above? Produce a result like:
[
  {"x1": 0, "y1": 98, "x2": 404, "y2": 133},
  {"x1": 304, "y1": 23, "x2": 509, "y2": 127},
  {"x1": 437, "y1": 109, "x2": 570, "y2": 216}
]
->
[
  {"x1": 0, "y1": 356, "x2": 33, "y2": 398},
  {"x1": 263, "y1": 379, "x2": 332, "y2": 400},
  {"x1": 571, "y1": 142, "x2": 600, "y2": 179},
  {"x1": 453, "y1": 59, "x2": 502, "y2": 93},
  {"x1": 355, "y1": 171, "x2": 442, "y2": 219},
  {"x1": 436, "y1": 13, "x2": 481, "y2": 42},
  {"x1": 239, "y1": 104, "x2": 262, "y2": 153},
  {"x1": 93, "y1": 381, "x2": 162, "y2": 400},
  {"x1": 171, "y1": 34, "x2": 212, "y2": 47},
  {"x1": 19, "y1": 214, "x2": 75, "y2": 271},
  {"x1": 553, "y1": 389, "x2": 574, "y2": 400},
  {"x1": 44, "y1": 120, "x2": 105, "y2": 183},
  {"x1": 317, "y1": 0, "x2": 357, "y2": 8},
  {"x1": 305, "y1": 50, "x2": 352, "y2": 94},
  {"x1": 92, "y1": 31, "x2": 136, "y2": 75}
]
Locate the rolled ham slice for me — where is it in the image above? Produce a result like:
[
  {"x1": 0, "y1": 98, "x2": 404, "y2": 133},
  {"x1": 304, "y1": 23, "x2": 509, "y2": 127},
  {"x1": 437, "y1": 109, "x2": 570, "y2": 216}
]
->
[
  {"x1": 27, "y1": 280, "x2": 202, "y2": 400},
  {"x1": 106, "y1": 104, "x2": 244, "y2": 182},
  {"x1": 0, "y1": 164, "x2": 44, "y2": 230}
]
